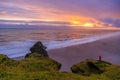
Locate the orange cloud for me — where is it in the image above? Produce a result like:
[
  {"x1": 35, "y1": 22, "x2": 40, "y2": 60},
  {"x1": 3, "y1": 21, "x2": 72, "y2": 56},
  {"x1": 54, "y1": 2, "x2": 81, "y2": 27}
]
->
[{"x1": 0, "y1": 0, "x2": 119, "y2": 28}]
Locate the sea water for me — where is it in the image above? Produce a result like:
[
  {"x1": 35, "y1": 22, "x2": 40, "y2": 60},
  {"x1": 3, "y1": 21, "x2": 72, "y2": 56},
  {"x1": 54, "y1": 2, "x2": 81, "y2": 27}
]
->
[{"x1": 0, "y1": 28, "x2": 119, "y2": 58}]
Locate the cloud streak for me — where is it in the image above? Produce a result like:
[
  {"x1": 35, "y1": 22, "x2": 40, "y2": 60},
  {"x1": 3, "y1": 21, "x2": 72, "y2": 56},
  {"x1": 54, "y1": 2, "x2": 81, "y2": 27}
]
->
[{"x1": 0, "y1": 0, "x2": 120, "y2": 27}]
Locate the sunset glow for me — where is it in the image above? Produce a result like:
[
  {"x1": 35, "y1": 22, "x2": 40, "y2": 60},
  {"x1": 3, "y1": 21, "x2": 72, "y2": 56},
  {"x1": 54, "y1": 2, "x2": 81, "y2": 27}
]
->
[
  {"x1": 72, "y1": 21, "x2": 80, "y2": 25},
  {"x1": 0, "y1": 0, "x2": 119, "y2": 28},
  {"x1": 83, "y1": 23, "x2": 94, "y2": 27}
]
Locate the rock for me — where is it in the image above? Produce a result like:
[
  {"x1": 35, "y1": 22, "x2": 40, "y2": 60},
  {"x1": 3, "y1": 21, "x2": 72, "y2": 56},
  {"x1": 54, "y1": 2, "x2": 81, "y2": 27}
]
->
[
  {"x1": 25, "y1": 52, "x2": 48, "y2": 58},
  {"x1": 24, "y1": 41, "x2": 61, "y2": 71},
  {"x1": 0, "y1": 54, "x2": 61, "y2": 75},
  {"x1": 25, "y1": 41, "x2": 49, "y2": 58},
  {"x1": 30, "y1": 41, "x2": 47, "y2": 53},
  {"x1": 71, "y1": 59, "x2": 112, "y2": 76},
  {"x1": 19, "y1": 57, "x2": 62, "y2": 72}
]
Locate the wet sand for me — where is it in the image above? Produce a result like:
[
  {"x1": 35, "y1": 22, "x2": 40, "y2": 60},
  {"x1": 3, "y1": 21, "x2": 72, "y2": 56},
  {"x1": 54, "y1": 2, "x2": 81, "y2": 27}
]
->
[{"x1": 48, "y1": 34, "x2": 120, "y2": 72}]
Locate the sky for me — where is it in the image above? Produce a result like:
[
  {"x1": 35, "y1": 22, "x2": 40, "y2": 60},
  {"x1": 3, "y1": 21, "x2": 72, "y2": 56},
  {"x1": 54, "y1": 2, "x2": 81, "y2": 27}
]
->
[{"x1": 0, "y1": 0, "x2": 120, "y2": 28}]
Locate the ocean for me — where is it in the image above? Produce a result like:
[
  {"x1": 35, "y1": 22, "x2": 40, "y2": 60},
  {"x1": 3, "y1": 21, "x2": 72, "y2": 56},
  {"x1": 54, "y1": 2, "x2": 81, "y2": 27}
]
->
[{"x1": 0, "y1": 28, "x2": 120, "y2": 58}]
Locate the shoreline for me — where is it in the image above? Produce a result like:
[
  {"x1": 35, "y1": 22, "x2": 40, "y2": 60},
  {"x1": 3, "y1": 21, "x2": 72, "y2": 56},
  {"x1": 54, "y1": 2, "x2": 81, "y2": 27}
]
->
[
  {"x1": 12, "y1": 32, "x2": 120, "y2": 60},
  {"x1": 47, "y1": 32, "x2": 120, "y2": 50},
  {"x1": 1, "y1": 32, "x2": 119, "y2": 59},
  {"x1": 48, "y1": 33, "x2": 120, "y2": 71},
  {"x1": 47, "y1": 32, "x2": 120, "y2": 51}
]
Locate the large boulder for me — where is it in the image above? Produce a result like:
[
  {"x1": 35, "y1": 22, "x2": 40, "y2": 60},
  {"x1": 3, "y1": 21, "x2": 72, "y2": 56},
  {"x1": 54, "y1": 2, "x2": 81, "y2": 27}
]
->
[
  {"x1": 25, "y1": 41, "x2": 49, "y2": 58},
  {"x1": 71, "y1": 59, "x2": 112, "y2": 76},
  {"x1": 30, "y1": 41, "x2": 47, "y2": 53}
]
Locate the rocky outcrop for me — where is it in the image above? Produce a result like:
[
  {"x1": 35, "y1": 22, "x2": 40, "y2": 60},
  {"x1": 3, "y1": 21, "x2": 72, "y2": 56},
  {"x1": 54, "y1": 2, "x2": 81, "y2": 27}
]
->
[
  {"x1": 24, "y1": 41, "x2": 61, "y2": 71},
  {"x1": 1, "y1": 41, "x2": 120, "y2": 79},
  {"x1": 0, "y1": 54, "x2": 120, "y2": 79},
  {"x1": 71, "y1": 59, "x2": 112, "y2": 76},
  {"x1": 0, "y1": 41, "x2": 61, "y2": 75},
  {"x1": 25, "y1": 41, "x2": 49, "y2": 58}
]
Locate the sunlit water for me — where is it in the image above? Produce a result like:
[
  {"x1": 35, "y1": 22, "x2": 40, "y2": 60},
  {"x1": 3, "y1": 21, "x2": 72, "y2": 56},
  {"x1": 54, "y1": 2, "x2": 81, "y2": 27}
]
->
[{"x1": 0, "y1": 28, "x2": 119, "y2": 58}]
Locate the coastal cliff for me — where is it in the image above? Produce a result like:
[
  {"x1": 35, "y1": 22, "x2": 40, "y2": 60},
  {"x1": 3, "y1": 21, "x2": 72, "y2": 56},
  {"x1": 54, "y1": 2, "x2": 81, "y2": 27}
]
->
[{"x1": 0, "y1": 41, "x2": 120, "y2": 80}]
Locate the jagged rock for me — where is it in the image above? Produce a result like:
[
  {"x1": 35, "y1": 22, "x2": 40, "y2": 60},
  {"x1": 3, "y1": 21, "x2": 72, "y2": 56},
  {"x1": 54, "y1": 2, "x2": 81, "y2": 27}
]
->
[
  {"x1": 25, "y1": 41, "x2": 48, "y2": 58},
  {"x1": 30, "y1": 41, "x2": 47, "y2": 53},
  {"x1": 24, "y1": 41, "x2": 61, "y2": 71},
  {"x1": 71, "y1": 59, "x2": 112, "y2": 76}
]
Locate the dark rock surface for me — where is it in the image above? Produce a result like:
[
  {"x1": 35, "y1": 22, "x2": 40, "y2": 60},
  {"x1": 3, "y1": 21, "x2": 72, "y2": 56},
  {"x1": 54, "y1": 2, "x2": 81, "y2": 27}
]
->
[{"x1": 25, "y1": 41, "x2": 49, "y2": 58}]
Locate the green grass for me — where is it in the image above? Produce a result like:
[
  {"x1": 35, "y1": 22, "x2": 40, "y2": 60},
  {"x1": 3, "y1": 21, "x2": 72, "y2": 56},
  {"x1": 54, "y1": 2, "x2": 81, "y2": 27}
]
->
[
  {"x1": 0, "y1": 54, "x2": 120, "y2": 80},
  {"x1": 0, "y1": 72, "x2": 109, "y2": 80}
]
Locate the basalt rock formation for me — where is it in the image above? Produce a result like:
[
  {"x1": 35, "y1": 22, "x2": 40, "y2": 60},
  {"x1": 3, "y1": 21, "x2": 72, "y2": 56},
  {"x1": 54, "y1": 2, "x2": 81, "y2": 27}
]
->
[{"x1": 25, "y1": 41, "x2": 49, "y2": 58}]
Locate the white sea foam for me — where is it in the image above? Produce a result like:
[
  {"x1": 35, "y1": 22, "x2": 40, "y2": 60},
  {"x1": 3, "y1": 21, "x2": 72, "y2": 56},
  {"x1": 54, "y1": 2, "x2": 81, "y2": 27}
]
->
[
  {"x1": 0, "y1": 32, "x2": 120, "y2": 58},
  {"x1": 47, "y1": 32, "x2": 120, "y2": 50},
  {"x1": 0, "y1": 40, "x2": 36, "y2": 58}
]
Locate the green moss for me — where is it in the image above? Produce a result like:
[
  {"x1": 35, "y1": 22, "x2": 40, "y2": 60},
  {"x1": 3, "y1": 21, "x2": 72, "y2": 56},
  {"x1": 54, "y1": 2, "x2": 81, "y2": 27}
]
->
[
  {"x1": 0, "y1": 54, "x2": 13, "y2": 65},
  {"x1": 25, "y1": 52, "x2": 48, "y2": 58},
  {"x1": 0, "y1": 54, "x2": 120, "y2": 80},
  {"x1": 71, "y1": 59, "x2": 118, "y2": 76},
  {"x1": 103, "y1": 66, "x2": 120, "y2": 80},
  {"x1": 0, "y1": 54, "x2": 61, "y2": 79},
  {"x1": 0, "y1": 72, "x2": 110, "y2": 80},
  {"x1": 16, "y1": 57, "x2": 61, "y2": 72}
]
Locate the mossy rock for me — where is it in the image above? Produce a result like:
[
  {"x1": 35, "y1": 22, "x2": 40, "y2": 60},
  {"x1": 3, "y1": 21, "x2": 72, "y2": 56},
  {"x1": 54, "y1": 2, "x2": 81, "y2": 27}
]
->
[
  {"x1": 25, "y1": 52, "x2": 49, "y2": 58},
  {"x1": 0, "y1": 54, "x2": 61, "y2": 73},
  {"x1": 0, "y1": 54, "x2": 11, "y2": 63},
  {"x1": 0, "y1": 54, "x2": 18, "y2": 67},
  {"x1": 103, "y1": 65, "x2": 120, "y2": 80},
  {"x1": 16, "y1": 57, "x2": 61, "y2": 72},
  {"x1": 24, "y1": 52, "x2": 61, "y2": 72},
  {"x1": 28, "y1": 41, "x2": 49, "y2": 57},
  {"x1": 71, "y1": 59, "x2": 112, "y2": 76},
  {"x1": 0, "y1": 54, "x2": 120, "y2": 80}
]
